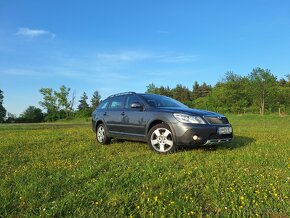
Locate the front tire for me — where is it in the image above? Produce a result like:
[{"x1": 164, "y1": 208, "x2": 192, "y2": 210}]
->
[
  {"x1": 147, "y1": 123, "x2": 176, "y2": 153},
  {"x1": 96, "y1": 123, "x2": 111, "y2": 145}
]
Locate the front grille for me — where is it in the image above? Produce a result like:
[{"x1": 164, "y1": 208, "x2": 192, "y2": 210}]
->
[
  {"x1": 204, "y1": 116, "x2": 229, "y2": 124},
  {"x1": 208, "y1": 133, "x2": 233, "y2": 140}
]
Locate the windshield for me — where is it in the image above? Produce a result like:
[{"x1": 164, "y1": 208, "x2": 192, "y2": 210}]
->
[{"x1": 141, "y1": 94, "x2": 187, "y2": 108}]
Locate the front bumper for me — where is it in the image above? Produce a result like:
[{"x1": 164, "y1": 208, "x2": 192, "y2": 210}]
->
[
  {"x1": 204, "y1": 138, "x2": 232, "y2": 145},
  {"x1": 171, "y1": 123, "x2": 233, "y2": 146}
]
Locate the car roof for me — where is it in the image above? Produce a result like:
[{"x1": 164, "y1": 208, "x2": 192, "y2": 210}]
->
[{"x1": 107, "y1": 92, "x2": 136, "y2": 99}]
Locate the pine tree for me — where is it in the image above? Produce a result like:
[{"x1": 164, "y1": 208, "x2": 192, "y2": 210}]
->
[
  {"x1": 78, "y1": 92, "x2": 89, "y2": 111},
  {"x1": 0, "y1": 89, "x2": 6, "y2": 122},
  {"x1": 91, "y1": 91, "x2": 101, "y2": 109}
]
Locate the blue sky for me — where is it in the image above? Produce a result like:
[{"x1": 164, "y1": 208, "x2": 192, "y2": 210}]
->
[{"x1": 1, "y1": 0, "x2": 290, "y2": 115}]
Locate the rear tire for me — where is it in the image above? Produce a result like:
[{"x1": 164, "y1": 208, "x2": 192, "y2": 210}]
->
[
  {"x1": 147, "y1": 123, "x2": 176, "y2": 154},
  {"x1": 96, "y1": 123, "x2": 111, "y2": 145}
]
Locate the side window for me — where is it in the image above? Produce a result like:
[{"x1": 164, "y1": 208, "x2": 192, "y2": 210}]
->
[
  {"x1": 125, "y1": 95, "x2": 141, "y2": 109},
  {"x1": 97, "y1": 99, "x2": 109, "y2": 109},
  {"x1": 108, "y1": 96, "x2": 126, "y2": 109}
]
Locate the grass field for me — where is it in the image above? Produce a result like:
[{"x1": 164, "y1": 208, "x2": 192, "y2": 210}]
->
[{"x1": 0, "y1": 115, "x2": 289, "y2": 217}]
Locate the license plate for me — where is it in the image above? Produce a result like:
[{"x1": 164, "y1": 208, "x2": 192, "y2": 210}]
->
[{"x1": 218, "y1": 127, "x2": 232, "y2": 135}]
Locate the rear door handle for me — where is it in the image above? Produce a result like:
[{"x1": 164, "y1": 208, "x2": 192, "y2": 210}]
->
[
  {"x1": 103, "y1": 112, "x2": 107, "y2": 116},
  {"x1": 121, "y1": 112, "x2": 125, "y2": 116}
]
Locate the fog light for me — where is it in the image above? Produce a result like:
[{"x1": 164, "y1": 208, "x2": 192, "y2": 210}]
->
[{"x1": 193, "y1": 135, "x2": 199, "y2": 140}]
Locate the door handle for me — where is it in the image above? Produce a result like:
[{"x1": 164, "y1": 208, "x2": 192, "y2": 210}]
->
[
  {"x1": 103, "y1": 112, "x2": 107, "y2": 116},
  {"x1": 121, "y1": 112, "x2": 125, "y2": 116}
]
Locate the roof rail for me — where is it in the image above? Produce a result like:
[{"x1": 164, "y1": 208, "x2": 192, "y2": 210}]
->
[{"x1": 107, "y1": 91, "x2": 136, "y2": 98}]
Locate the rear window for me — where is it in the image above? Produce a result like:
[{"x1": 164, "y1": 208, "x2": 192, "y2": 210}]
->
[{"x1": 108, "y1": 95, "x2": 126, "y2": 109}]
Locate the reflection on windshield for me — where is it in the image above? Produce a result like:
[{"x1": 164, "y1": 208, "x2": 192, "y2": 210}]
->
[{"x1": 141, "y1": 94, "x2": 187, "y2": 108}]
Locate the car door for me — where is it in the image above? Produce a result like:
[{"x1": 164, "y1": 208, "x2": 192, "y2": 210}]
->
[
  {"x1": 104, "y1": 95, "x2": 126, "y2": 133},
  {"x1": 120, "y1": 94, "x2": 147, "y2": 136}
]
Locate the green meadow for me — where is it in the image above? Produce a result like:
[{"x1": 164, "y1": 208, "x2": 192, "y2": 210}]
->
[{"x1": 0, "y1": 115, "x2": 289, "y2": 217}]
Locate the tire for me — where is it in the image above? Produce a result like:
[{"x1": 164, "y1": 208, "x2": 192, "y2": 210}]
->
[
  {"x1": 96, "y1": 123, "x2": 111, "y2": 145},
  {"x1": 147, "y1": 123, "x2": 176, "y2": 153}
]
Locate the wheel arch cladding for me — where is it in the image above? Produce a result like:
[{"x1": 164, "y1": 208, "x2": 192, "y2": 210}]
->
[
  {"x1": 147, "y1": 120, "x2": 164, "y2": 133},
  {"x1": 147, "y1": 120, "x2": 175, "y2": 138},
  {"x1": 96, "y1": 120, "x2": 104, "y2": 129}
]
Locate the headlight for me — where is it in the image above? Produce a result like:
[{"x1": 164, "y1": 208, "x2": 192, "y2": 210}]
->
[{"x1": 173, "y1": 113, "x2": 206, "y2": 124}]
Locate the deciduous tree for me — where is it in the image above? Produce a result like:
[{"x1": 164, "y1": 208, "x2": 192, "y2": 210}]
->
[
  {"x1": 55, "y1": 85, "x2": 71, "y2": 118},
  {"x1": 39, "y1": 88, "x2": 59, "y2": 121},
  {"x1": 19, "y1": 106, "x2": 44, "y2": 123},
  {"x1": 249, "y1": 68, "x2": 278, "y2": 115},
  {"x1": 146, "y1": 83, "x2": 158, "y2": 94}
]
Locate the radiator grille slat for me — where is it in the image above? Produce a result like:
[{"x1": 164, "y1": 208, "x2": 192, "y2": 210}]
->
[{"x1": 204, "y1": 116, "x2": 229, "y2": 124}]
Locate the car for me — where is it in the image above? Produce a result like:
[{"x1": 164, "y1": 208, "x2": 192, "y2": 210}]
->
[{"x1": 92, "y1": 92, "x2": 233, "y2": 153}]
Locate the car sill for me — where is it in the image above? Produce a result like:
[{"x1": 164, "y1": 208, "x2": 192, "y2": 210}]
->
[{"x1": 109, "y1": 131, "x2": 145, "y2": 138}]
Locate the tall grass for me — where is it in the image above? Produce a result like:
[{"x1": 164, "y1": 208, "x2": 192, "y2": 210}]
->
[{"x1": 0, "y1": 115, "x2": 289, "y2": 217}]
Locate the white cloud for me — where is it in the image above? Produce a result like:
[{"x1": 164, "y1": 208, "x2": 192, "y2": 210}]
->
[
  {"x1": 1, "y1": 68, "x2": 44, "y2": 76},
  {"x1": 158, "y1": 55, "x2": 197, "y2": 63},
  {"x1": 16, "y1": 27, "x2": 55, "y2": 38},
  {"x1": 95, "y1": 51, "x2": 196, "y2": 63},
  {"x1": 0, "y1": 50, "x2": 197, "y2": 79},
  {"x1": 96, "y1": 51, "x2": 151, "y2": 62}
]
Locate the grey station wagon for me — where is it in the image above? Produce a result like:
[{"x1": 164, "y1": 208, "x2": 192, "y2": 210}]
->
[{"x1": 92, "y1": 92, "x2": 233, "y2": 153}]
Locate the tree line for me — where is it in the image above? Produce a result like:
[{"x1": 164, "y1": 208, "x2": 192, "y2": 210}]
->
[
  {"x1": 1, "y1": 85, "x2": 101, "y2": 123},
  {"x1": 0, "y1": 67, "x2": 289, "y2": 123},
  {"x1": 146, "y1": 67, "x2": 290, "y2": 115}
]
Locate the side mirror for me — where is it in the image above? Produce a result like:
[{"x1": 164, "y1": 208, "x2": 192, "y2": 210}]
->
[{"x1": 130, "y1": 102, "x2": 143, "y2": 109}]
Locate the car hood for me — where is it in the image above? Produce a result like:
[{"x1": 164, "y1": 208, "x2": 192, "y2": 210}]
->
[{"x1": 154, "y1": 107, "x2": 225, "y2": 117}]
